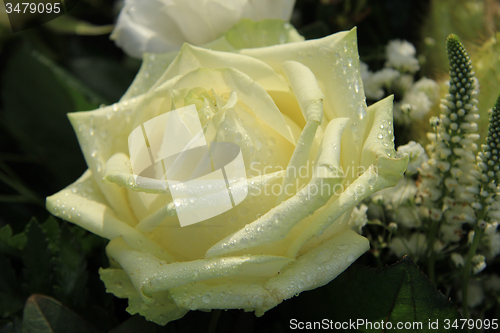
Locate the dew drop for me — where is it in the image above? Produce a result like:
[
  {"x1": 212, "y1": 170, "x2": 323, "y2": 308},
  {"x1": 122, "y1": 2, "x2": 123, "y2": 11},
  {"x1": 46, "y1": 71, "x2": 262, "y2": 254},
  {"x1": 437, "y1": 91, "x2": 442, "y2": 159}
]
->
[
  {"x1": 315, "y1": 250, "x2": 331, "y2": 263},
  {"x1": 377, "y1": 133, "x2": 384, "y2": 139},
  {"x1": 239, "y1": 207, "x2": 249, "y2": 216},
  {"x1": 357, "y1": 105, "x2": 367, "y2": 119}
]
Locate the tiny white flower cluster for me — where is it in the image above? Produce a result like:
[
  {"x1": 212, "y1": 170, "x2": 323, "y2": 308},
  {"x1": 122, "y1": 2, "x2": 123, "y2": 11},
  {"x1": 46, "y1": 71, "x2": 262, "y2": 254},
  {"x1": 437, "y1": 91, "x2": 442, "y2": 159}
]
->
[
  {"x1": 397, "y1": 141, "x2": 428, "y2": 175},
  {"x1": 389, "y1": 233, "x2": 427, "y2": 261},
  {"x1": 385, "y1": 39, "x2": 420, "y2": 73},
  {"x1": 348, "y1": 204, "x2": 369, "y2": 234},
  {"x1": 360, "y1": 39, "x2": 439, "y2": 124}
]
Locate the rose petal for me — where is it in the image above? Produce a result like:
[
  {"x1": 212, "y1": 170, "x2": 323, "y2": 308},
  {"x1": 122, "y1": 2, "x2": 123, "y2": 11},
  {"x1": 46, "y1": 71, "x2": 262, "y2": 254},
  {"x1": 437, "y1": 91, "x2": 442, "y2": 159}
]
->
[
  {"x1": 67, "y1": 97, "x2": 144, "y2": 224},
  {"x1": 99, "y1": 268, "x2": 188, "y2": 325},
  {"x1": 151, "y1": 43, "x2": 290, "y2": 95},
  {"x1": 121, "y1": 51, "x2": 179, "y2": 100},
  {"x1": 122, "y1": 18, "x2": 303, "y2": 100},
  {"x1": 99, "y1": 229, "x2": 367, "y2": 325},
  {"x1": 171, "y1": 230, "x2": 367, "y2": 315},
  {"x1": 241, "y1": 0, "x2": 296, "y2": 23},
  {"x1": 46, "y1": 170, "x2": 176, "y2": 262},
  {"x1": 277, "y1": 61, "x2": 324, "y2": 204},
  {"x1": 104, "y1": 236, "x2": 293, "y2": 299},
  {"x1": 287, "y1": 96, "x2": 408, "y2": 257},
  {"x1": 110, "y1": 0, "x2": 188, "y2": 57},
  {"x1": 240, "y1": 29, "x2": 368, "y2": 169},
  {"x1": 151, "y1": 67, "x2": 295, "y2": 144},
  {"x1": 240, "y1": 29, "x2": 365, "y2": 123},
  {"x1": 205, "y1": 118, "x2": 349, "y2": 258}
]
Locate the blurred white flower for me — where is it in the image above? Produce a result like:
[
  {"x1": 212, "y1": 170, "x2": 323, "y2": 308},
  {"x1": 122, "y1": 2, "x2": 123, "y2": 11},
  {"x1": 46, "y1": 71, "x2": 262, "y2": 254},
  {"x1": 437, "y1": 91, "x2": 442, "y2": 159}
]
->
[
  {"x1": 111, "y1": 0, "x2": 296, "y2": 58},
  {"x1": 393, "y1": 74, "x2": 414, "y2": 93},
  {"x1": 411, "y1": 77, "x2": 440, "y2": 103},
  {"x1": 360, "y1": 62, "x2": 384, "y2": 100},
  {"x1": 349, "y1": 204, "x2": 369, "y2": 233},
  {"x1": 472, "y1": 254, "x2": 486, "y2": 274},
  {"x1": 401, "y1": 77, "x2": 439, "y2": 120},
  {"x1": 440, "y1": 223, "x2": 463, "y2": 243},
  {"x1": 484, "y1": 222, "x2": 500, "y2": 258},
  {"x1": 372, "y1": 177, "x2": 417, "y2": 208},
  {"x1": 397, "y1": 141, "x2": 428, "y2": 175},
  {"x1": 360, "y1": 61, "x2": 400, "y2": 100},
  {"x1": 451, "y1": 252, "x2": 464, "y2": 267},
  {"x1": 372, "y1": 68, "x2": 401, "y2": 87},
  {"x1": 385, "y1": 39, "x2": 420, "y2": 73},
  {"x1": 390, "y1": 233, "x2": 427, "y2": 259},
  {"x1": 390, "y1": 205, "x2": 421, "y2": 228}
]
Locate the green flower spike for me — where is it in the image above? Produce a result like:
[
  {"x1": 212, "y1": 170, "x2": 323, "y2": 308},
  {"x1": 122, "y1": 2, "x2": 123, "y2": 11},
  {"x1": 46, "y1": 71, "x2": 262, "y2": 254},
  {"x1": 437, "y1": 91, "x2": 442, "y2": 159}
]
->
[
  {"x1": 418, "y1": 34, "x2": 481, "y2": 285},
  {"x1": 477, "y1": 96, "x2": 500, "y2": 200},
  {"x1": 462, "y1": 96, "x2": 500, "y2": 319}
]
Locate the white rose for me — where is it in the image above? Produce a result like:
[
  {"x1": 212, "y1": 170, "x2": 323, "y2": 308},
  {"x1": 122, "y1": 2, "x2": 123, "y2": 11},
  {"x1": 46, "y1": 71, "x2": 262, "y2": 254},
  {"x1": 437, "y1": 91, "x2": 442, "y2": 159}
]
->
[
  {"x1": 47, "y1": 21, "x2": 408, "y2": 325},
  {"x1": 111, "y1": 0, "x2": 296, "y2": 58}
]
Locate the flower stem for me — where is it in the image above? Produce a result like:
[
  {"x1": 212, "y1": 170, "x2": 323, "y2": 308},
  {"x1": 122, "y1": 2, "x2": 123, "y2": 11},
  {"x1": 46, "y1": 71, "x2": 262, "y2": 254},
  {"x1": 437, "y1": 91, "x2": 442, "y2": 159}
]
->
[
  {"x1": 426, "y1": 218, "x2": 441, "y2": 285},
  {"x1": 461, "y1": 225, "x2": 484, "y2": 320}
]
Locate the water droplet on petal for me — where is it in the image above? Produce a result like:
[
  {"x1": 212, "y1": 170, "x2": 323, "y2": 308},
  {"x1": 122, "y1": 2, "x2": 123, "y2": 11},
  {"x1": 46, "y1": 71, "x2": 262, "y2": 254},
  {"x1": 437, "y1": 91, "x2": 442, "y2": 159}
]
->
[{"x1": 357, "y1": 105, "x2": 367, "y2": 119}]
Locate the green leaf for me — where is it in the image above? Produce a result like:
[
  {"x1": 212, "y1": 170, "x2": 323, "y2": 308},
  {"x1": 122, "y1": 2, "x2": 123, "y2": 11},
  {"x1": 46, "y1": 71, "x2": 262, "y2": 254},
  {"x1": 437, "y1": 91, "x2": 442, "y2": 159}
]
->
[
  {"x1": 40, "y1": 217, "x2": 60, "y2": 253},
  {"x1": 0, "y1": 254, "x2": 24, "y2": 318},
  {"x1": 67, "y1": 57, "x2": 140, "y2": 103},
  {"x1": 52, "y1": 223, "x2": 88, "y2": 310},
  {"x1": 0, "y1": 225, "x2": 27, "y2": 256},
  {"x1": 21, "y1": 295, "x2": 97, "y2": 333},
  {"x1": 22, "y1": 221, "x2": 53, "y2": 296},
  {"x1": 67, "y1": 225, "x2": 104, "y2": 256},
  {"x1": 297, "y1": 257, "x2": 461, "y2": 332},
  {"x1": 31, "y1": 50, "x2": 107, "y2": 109},
  {"x1": 1, "y1": 42, "x2": 97, "y2": 189}
]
